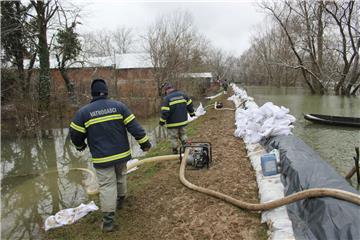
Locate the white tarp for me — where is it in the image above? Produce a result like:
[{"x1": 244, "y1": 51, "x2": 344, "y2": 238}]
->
[{"x1": 44, "y1": 201, "x2": 99, "y2": 231}]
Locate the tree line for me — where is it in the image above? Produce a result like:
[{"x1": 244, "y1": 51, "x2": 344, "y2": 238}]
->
[
  {"x1": 2, "y1": 0, "x2": 358, "y2": 119},
  {"x1": 1, "y1": 1, "x2": 234, "y2": 113},
  {"x1": 240, "y1": 0, "x2": 359, "y2": 96}
]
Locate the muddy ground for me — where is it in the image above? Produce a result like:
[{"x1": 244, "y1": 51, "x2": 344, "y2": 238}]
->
[
  {"x1": 46, "y1": 93, "x2": 268, "y2": 240},
  {"x1": 118, "y1": 94, "x2": 267, "y2": 240}
]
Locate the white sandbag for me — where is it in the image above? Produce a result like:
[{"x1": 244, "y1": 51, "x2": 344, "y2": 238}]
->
[
  {"x1": 229, "y1": 92, "x2": 296, "y2": 144},
  {"x1": 229, "y1": 86, "x2": 295, "y2": 240},
  {"x1": 44, "y1": 201, "x2": 99, "y2": 231}
]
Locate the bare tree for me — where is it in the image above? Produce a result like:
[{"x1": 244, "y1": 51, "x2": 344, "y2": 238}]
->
[
  {"x1": 247, "y1": 0, "x2": 359, "y2": 95},
  {"x1": 80, "y1": 30, "x2": 112, "y2": 57},
  {"x1": 112, "y1": 26, "x2": 133, "y2": 54},
  {"x1": 206, "y1": 48, "x2": 228, "y2": 81},
  {"x1": 80, "y1": 27, "x2": 134, "y2": 57},
  {"x1": 325, "y1": 0, "x2": 359, "y2": 95},
  {"x1": 144, "y1": 11, "x2": 207, "y2": 94},
  {"x1": 261, "y1": 1, "x2": 325, "y2": 94}
]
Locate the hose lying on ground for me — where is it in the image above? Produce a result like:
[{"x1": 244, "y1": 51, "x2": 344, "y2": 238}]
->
[
  {"x1": 179, "y1": 149, "x2": 360, "y2": 210},
  {"x1": 204, "y1": 104, "x2": 235, "y2": 111},
  {"x1": 215, "y1": 107, "x2": 236, "y2": 111},
  {"x1": 76, "y1": 154, "x2": 181, "y2": 195},
  {"x1": 127, "y1": 154, "x2": 180, "y2": 170},
  {"x1": 78, "y1": 151, "x2": 360, "y2": 209},
  {"x1": 70, "y1": 168, "x2": 99, "y2": 195}
]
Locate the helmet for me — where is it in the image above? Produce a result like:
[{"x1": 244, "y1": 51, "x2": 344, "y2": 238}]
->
[{"x1": 160, "y1": 82, "x2": 174, "y2": 91}]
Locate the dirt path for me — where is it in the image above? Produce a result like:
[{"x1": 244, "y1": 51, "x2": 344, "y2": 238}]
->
[{"x1": 115, "y1": 94, "x2": 267, "y2": 240}]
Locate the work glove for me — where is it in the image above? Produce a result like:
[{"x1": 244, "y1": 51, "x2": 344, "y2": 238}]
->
[
  {"x1": 159, "y1": 121, "x2": 165, "y2": 126},
  {"x1": 189, "y1": 112, "x2": 196, "y2": 117},
  {"x1": 76, "y1": 144, "x2": 87, "y2": 152},
  {"x1": 140, "y1": 141, "x2": 151, "y2": 152}
]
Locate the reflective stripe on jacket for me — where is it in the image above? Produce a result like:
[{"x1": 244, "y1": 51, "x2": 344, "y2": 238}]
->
[
  {"x1": 160, "y1": 90, "x2": 195, "y2": 128},
  {"x1": 69, "y1": 96, "x2": 149, "y2": 168}
]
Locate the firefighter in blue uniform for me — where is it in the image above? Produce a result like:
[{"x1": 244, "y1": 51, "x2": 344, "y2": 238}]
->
[
  {"x1": 159, "y1": 82, "x2": 195, "y2": 154},
  {"x1": 69, "y1": 79, "x2": 151, "y2": 232}
]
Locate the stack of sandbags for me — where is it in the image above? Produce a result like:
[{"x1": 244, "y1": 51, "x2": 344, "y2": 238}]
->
[{"x1": 231, "y1": 86, "x2": 296, "y2": 144}]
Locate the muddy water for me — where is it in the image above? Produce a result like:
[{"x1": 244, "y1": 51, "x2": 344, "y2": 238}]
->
[
  {"x1": 0, "y1": 116, "x2": 166, "y2": 240},
  {"x1": 245, "y1": 86, "x2": 360, "y2": 188}
]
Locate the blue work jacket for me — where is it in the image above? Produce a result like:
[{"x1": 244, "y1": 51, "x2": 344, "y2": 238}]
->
[
  {"x1": 70, "y1": 96, "x2": 149, "y2": 168},
  {"x1": 159, "y1": 90, "x2": 195, "y2": 128}
]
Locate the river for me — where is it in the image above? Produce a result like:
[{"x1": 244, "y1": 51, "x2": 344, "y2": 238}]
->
[{"x1": 1, "y1": 87, "x2": 360, "y2": 239}]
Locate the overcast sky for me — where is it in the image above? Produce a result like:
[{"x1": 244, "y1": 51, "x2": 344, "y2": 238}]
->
[{"x1": 76, "y1": 1, "x2": 267, "y2": 56}]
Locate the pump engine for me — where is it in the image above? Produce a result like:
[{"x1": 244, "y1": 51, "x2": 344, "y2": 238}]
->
[{"x1": 180, "y1": 142, "x2": 212, "y2": 169}]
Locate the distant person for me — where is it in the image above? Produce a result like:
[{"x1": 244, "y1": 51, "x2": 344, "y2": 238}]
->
[
  {"x1": 69, "y1": 79, "x2": 151, "y2": 232},
  {"x1": 159, "y1": 82, "x2": 195, "y2": 154},
  {"x1": 222, "y1": 79, "x2": 228, "y2": 94}
]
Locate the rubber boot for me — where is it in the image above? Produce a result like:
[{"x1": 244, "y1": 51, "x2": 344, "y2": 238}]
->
[
  {"x1": 180, "y1": 140, "x2": 187, "y2": 153},
  {"x1": 117, "y1": 196, "x2": 125, "y2": 210},
  {"x1": 101, "y1": 212, "x2": 115, "y2": 232}
]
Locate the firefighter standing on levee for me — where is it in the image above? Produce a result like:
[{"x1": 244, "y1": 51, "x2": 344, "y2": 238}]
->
[
  {"x1": 69, "y1": 79, "x2": 151, "y2": 232},
  {"x1": 159, "y1": 82, "x2": 195, "y2": 154}
]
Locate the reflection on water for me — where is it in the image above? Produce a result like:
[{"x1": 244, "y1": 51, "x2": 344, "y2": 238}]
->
[
  {"x1": 246, "y1": 86, "x2": 360, "y2": 187},
  {"x1": 1, "y1": 128, "x2": 91, "y2": 239},
  {"x1": 1, "y1": 116, "x2": 167, "y2": 239}
]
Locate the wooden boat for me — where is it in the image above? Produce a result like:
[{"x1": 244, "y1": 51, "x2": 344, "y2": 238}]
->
[{"x1": 303, "y1": 113, "x2": 360, "y2": 128}]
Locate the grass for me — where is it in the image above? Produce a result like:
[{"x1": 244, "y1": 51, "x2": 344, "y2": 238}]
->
[{"x1": 257, "y1": 223, "x2": 269, "y2": 239}]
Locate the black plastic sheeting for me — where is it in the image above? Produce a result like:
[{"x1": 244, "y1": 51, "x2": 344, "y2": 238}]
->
[{"x1": 261, "y1": 135, "x2": 360, "y2": 240}]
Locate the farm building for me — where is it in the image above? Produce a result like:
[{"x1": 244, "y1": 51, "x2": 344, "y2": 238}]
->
[{"x1": 24, "y1": 53, "x2": 213, "y2": 117}]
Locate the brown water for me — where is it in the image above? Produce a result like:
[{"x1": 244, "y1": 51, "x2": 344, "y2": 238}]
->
[
  {"x1": 0, "y1": 116, "x2": 165, "y2": 239},
  {"x1": 1, "y1": 89, "x2": 359, "y2": 239}
]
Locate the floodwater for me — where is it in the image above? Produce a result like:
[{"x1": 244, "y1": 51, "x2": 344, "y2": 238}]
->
[
  {"x1": 1, "y1": 116, "x2": 166, "y2": 240},
  {"x1": 245, "y1": 86, "x2": 360, "y2": 188},
  {"x1": 1, "y1": 88, "x2": 360, "y2": 239}
]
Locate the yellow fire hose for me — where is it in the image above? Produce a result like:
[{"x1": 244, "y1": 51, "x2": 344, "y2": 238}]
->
[
  {"x1": 74, "y1": 155, "x2": 180, "y2": 195},
  {"x1": 80, "y1": 150, "x2": 360, "y2": 210},
  {"x1": 70, "y1": 168, "x2": 100, "y2": 195},
  {"x1": 179, "y1": 150, "x2": 360, "y2": 210},
  {"x1": 127, "y1": 154, "x2": 180, "y2": 169},
  {"x1": 215, "y1": 107, "x2": 236, "y2": 111}
]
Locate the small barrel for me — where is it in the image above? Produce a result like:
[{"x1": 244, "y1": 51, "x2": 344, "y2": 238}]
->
[{"x1": 261, "y1": 153, "x2": 278, "y2": 176}]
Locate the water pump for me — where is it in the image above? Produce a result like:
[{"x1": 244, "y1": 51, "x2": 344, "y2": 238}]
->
[{"x1": 180, "y1": 142, "x2": 212, "y2": 169}]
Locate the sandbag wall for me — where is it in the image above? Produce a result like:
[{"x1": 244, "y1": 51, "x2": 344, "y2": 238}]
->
[
  {"x1": 229, "y1": 85, "x2": 295, "y2": 240},
  {"x1": 229, "y1": 84, "x2": 360, "y2": 240}
]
